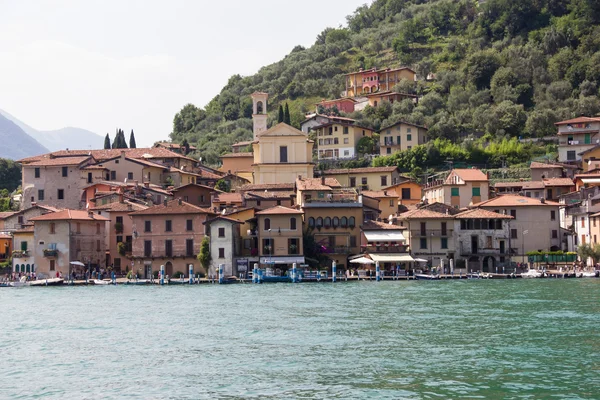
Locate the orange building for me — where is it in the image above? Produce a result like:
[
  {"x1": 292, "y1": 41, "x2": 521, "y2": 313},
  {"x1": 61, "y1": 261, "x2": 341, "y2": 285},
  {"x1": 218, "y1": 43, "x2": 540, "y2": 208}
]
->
[{"x1": 344, "y1": 67, "x2": 416, "y2": 97}]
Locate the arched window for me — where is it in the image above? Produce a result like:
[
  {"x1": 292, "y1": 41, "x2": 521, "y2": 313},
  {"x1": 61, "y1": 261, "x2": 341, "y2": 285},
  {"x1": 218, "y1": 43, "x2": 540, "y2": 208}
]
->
[
  {"x1": 257, "y1": 101, "x2": 264, "y2": 114},
  {"x1": 349, "y1": 217, "x2": 356, "y2": 228},
  {"x1": 340, "y1": 217, "x2": 348, "y2": 227},
  {"x1": 324, "y1": 217, "x2": 331, "y2": 228},
  {"x1": 290, "y1": 217, "x2": 297, "y2": 230},
  {"x1": 332, "y1": 217, "x2": 339, "y2": 227},
  {"x1": 32, "y1": 264, "x2": 35, "y2": 272},
  {"x1": 26, "y1": 264, "x2": 30, "y2": 273},
  {"x1": 264, "y1": 218, "x2": 271, "y2": 231},
  {"x1": 308, "y1": 217, "x2": 315, "y2": 228},
  {"x1": 316, "y1": 217, "x2": 323, "y2": 227}
]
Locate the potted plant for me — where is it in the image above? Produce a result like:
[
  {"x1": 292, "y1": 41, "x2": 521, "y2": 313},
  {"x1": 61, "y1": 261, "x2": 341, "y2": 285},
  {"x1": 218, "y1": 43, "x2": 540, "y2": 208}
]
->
[{"x1": 117, "y1": 242, "x2": 126, "y2": 256}]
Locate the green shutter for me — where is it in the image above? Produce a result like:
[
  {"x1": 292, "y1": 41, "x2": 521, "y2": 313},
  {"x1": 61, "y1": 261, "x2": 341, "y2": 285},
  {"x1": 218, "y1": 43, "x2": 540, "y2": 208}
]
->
[
  {"x1": 21, "y1": 241, "x2": 27, "y2": 251},
  {"x1": 585, "y1": 133, "x2": 591, "y2": 144},
  {"x1": 472, "y1": 187, "x2": 481, "y2": 196},
  {"x1": 451, "y1": 188, "x2": 459, "y2": 196}
]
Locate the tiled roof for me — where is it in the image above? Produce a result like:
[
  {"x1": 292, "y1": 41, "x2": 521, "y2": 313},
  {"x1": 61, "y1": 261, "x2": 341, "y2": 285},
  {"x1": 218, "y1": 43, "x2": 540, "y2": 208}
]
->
[
  {"x1": 203, "y1": 215, "x2": 244, "y2": 225},
  {"x1": 14, "y1": 225, "x2": 34, "y2": 233},
  {"x1": 255, "y1": 206, "x2": 303, "y2": 215},
  {"x1": 128, "y1": 199, "x2": 214, "y2": 216},
  {"x1": 318, "y1": 97, "x2": 358, "y2": 104},
  {"x1": 362, "y1": 190, "x2": 399, "y2": 198},
  {"x1": 220, "y1": 152, "x2": 254, "y2": 158},
  {"x1": 555, "y1": 116, "x2": 600, "y2": 125},
  {"x1": 324, "y1": 166, "x2": 398, "y2": 175},
  {"x1": 171, "y1": 183, "x2": 219, "y2": 192},
  {"x1": 129, "y1": 157, "x2": 168, "y2": 169},
  {"x1": 29, "y1": 209, "x2": 109, "y2": 221},
  {"x1": 197, "y1": 169, "x2": 222, "y2": 180},
  {"x1": 454, "y1": 208, "x2": 513, "y2": 219},
  {"x1": 240, "y1": 183, "x2": 295, "y2": 191},
  {"x1": 212, "y1": 193, "x2": 243, "y2": 203},
  {"x1": 18, "y1": 147, "x2": 196, "y2": 164},
  {"x1": 494, "y1": 181, "x2": 524, "y2": 188},
  {"x1": 90, "y1": 201, "x2": 147, "y2": 212},
  {"x1": 296, "y1": 177, "x2": 342, "y2": 191},
  {"x1": 380, "y1": 120, "x2": 427, "y2": 131},
  {"x1": 473, "y1": 194, "x2": 559, "y2": 207},
  {"x1": 449, "y1": 169, "x2": 488, "y2": 182},
  {"x1": 0, "y1": 233, "x2": 11, "y2": 239},
  {"x1": 231, "y1": 141, "x2": 253, "y2": 147},
  {"x1": 542, "y1": 178, "x2": 575, "y2": 187},
  {"x1": 530, "y1": 161, "x2": 578, "y2": 169},
  {"x1": 399, "y1": 209, "x2": 454, "y2": 219},
  {"x1": 0, "y1": 212, "x2": 16, "y2": 219},
  {"x1": 244, "y1": 191, "x2": 295, "y2": 200},
  {"x1": 361, "y1": 220, "x2": 404, "y2": 230},
  {"x1": 27, "y1": 156, "x2": 92, "y2": 167},
  {"x1": 521, "y1": 181, "x2": 545, "y2": 190}
]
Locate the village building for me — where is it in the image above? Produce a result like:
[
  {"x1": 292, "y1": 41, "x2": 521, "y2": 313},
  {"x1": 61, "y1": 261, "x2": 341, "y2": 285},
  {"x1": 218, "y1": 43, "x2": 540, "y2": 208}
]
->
[
  {"x1": 360, "y1": 220, "x2": 411, "y2": 273},
  {"x1": 382, "y1": 179, "x2": 423, "y2": 207},
  {"x1": 0, "y1": 212, "x2": 15, "y2": 231},
  {"x1": 254, "y1": 206, "x2": 304, "y2": 269},
  {"x1": 556, "y1": 116, "x2": 600, "y2": 163},
  {"x1": 423, "y1": 169, "x2": 489, "y2": 209},
  {"x1": 211, "y1": 192, "x2": 244, "y2": 213},
  {"x1": 223, "y1": 207, "x2": 258, "y2": 272},
  {"x1": 314, "y1": 122, "x2": 374, "y2": 160},
  {"x1": 243, "y1": 191, "x2": 295, "y2": 210},
  {"x1": 1, "y1": 204, "x2": 60, "y2": 233},
  {"x1": 300, "y1": 114, "x2": 356, "y2": 134},
  {"x1": 529, "y1": 161, "x2": 578, "y2": 180},
  {"x1": 170, "y1": 183, "x2": 215, "y2": 208},
  {"x1": 154, "y1": 141, "x2": 197, "y2": 154},
  {"x1": 220, "y1": 152, "x2": 254, "y2": 179},
  {"x1": 366, "y1": 91, "x2": 419, "y2": 107},
  {"x1": 322, "y1": 166, "x2": 403, "y2": 191},
  {"x1": 29, "y1": 209, "x2": 109, "y2": 278},
  {"x1": 379, "y1": 121, "x2": 428, "y2": 155},
  {"x1": 204, "y1": 215, "x2": 242, "y2": 278},
  {"x1": 344, "y1": 66, "x2": 416, "y2": 97},
  {"x1": 0, "y1": 232, "x2": 11, "y2": 264},
  {"x1": 11, "y1": 225, "x2": 35, "y2": 275},
  {"x1": 128, "y1": 199, "x2": 215, "y2": 278},
  {"x1": 316, "y1": 98, "x2": 357, "y2": 114},
  {"x1": 362, "y1": 190, "x2": 400, "y2": 221}
]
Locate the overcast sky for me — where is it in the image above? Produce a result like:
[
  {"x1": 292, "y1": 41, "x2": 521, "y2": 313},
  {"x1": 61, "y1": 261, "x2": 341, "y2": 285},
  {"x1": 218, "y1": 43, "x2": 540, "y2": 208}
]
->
[{"x1": 0, "y1": 0, "x2": 367, "y2": 147}]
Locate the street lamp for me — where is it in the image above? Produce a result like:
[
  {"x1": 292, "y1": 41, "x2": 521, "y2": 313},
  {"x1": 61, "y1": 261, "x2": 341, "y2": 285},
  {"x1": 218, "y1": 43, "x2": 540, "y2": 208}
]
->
[{"x1": 430, "y1": 232, "x2": 434, "y2": 271}]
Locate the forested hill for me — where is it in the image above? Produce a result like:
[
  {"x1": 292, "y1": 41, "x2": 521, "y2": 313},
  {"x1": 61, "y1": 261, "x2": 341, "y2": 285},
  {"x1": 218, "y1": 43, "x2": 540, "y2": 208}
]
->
[{"x1": 170, "y1": 0, "x2": 600, "y2": 166}]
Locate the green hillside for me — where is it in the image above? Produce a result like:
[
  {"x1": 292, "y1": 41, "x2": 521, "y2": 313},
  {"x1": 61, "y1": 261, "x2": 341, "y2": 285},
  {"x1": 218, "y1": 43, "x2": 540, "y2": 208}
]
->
[{"x1": 170, "y1": 0, "x2": 600, "y2": 167}]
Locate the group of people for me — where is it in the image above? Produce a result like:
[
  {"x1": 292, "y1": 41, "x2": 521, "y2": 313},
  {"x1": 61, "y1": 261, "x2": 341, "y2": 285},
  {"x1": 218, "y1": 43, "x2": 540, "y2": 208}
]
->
[{"x1": 4, "y1": 271, "x2": 37, "y2": 282}]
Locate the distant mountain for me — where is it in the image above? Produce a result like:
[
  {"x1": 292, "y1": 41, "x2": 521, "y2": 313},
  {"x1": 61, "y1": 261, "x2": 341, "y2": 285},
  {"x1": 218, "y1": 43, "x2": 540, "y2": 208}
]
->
[
  {"x1": 0, "y1": 113, "x2": 49, "y2": 160},
  {"x1": 0, "y1": 109, "x2": 103, "y2": 152}
]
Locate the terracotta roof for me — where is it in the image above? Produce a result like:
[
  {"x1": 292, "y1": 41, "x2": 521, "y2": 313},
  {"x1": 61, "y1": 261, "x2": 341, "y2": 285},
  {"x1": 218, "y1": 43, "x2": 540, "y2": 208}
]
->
[
  {"x1": 296, "y1": 177, "x2": 342, "y2": 191},
  {"x1": 244, "y1": 191, "x2": 294, "y2": 200},
  {"x1": 521, "y1": 181, "x2": 545, "y2": 190},
  {"x1": 14, "y1": 225, "x2": 34, "y2": 233},
  {"x1": 220, "y1": 152, "x2": 254, "y2": 158},
  {"x1": 197, "y1": 170, "x2": 222, "y2": 180},
  {"x1": 203, "y1": 215, "x2": 244, "y2": 225},
  {"x1": 240, "y1": 183, "x2": 295, "y2": 191},
  {"x1": 128, "y1": 157, "x2": 168, "y2": 169},
  {"x1": 18, "y1": 147, "x2": 197, "y2": 164},
  {"x1": 542, "y1": 178, "x2": 575, "y2": 187},
  {"x1": 379, "y1": 120, "x2": 427, "y2": 131},
  {"x1": 362, "y1": 190, "x2": 399, "y2": 198},
  {"x1": 90, "y1": 201, "x2": 147, "y2": 212},
  {"x1": 231, "y1": 141, "x2": 253, "y2": 147},
  {"x1": 318, "y1": 97, "x2": 358, "y2": 104},
  {"x1": 255, "y1": 206, "x2": 303, "y2": 215},
  {"x1": 27, "y1": 156, "x2": 92, "y2": 167},
  {"x1": 29, "y1": 209, "x2": 109, "y2": 221},
  {"x1": 361, "y1": 220, "x2": 404, "y2": 230},
  {"x1": 171, "y1": 183, "x2": 220, "y2": 192},
  {"x1": 555, "y1": 116, "x2": 600, "y2": 125},
  {"x1": 0, "y1": 212, "x2": 16, "y2": 219},
  {"x1": 530, "y1": 161, "x2": 578, "y2": 169},
  {"x1": 454, "y1": 208, "x2": 513, "y2": 219},
  {"x1": 494, "y1": 181, "x2": 524, "y2": 188},
  {"x1": 324, "y1": 166, "x2": 398, "y2": 175},
  {"x1": 399, "y1": 209, "x2": 454, "y2": 219},
  {"x1": 0, "y1": 233, "x2": 11, "y2": 239},
  {"x1": 212, "y1": 193, "x2": 243, "y2": 203},
  {"x1": 303, "y1": 114, "x2": 357, "y2": 123},
  {"x1": 449, "y1": 169, "x2": 488, "y2": 182},
  {"x1": 128, "y1": 199, "x2": 214, "y2": 216},
  {"x1": 473, "y1": 194, "x2": 559, "y2": 207}
]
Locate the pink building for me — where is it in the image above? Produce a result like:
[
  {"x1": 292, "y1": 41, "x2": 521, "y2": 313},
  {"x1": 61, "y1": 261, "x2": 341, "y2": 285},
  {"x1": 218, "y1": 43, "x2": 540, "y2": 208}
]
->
[{"x1": 317, "y1": 98, "x2": 357, "y2": 114}]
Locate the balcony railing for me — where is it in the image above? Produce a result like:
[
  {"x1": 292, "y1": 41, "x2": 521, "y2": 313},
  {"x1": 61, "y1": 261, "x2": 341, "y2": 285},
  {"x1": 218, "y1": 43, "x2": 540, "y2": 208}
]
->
[
  {"x1": 361, "y1": 245, "x2": 409, "y2": 253},
  {"x1": 43, "y1": 249, "x2": 58, "y2": 257},
  {"x1": 459, "y1": 246, "x2": 510, "y2": 256},
  {"x1": 410, "y1": 229, "x2": 453, "y2": 237},
  {"x1": 12, "y1": 250, "x2": 30, "y2": 258}
]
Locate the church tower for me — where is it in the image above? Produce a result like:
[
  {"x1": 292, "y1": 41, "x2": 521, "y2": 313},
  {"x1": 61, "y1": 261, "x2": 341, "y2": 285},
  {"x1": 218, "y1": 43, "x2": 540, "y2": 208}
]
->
[{"x1": 251, "y1": 92, "x2": 268, "y2": 139}]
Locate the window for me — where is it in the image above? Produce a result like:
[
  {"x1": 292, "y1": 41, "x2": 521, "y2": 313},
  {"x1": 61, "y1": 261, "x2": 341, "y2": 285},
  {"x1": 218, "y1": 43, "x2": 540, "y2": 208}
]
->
[
  {"x1": 552, "y1": 230, "x2": 558, "y2": 239},
  {"x1": 441, "y1": 222, "x2": 447, "y2": 236},
  {"x1": 334, "y1": 138, "x2": 339, "y2": 144},
  {"x1": 38, "y1": 189, "x2": 45, "y2": 201},
  {"x1": 381, "y1": 176, "x2": 387, "y2": 186},
  {"x1": 308, "y1": 217, "x2": 315, "y2": 228},
  {"x1": 116, "y1": 235, "x2": 123, "y2": 245},
  {"x1": 20, "y1": 241, "x2": 27, "y2": 251},
  {"x1": 110, "y1": 171, "x2": 116, "y2": 180},
  {"x1": 218, "y1": 227, "x2": 225, "y2": 237},
  {"x1": 348, "y1": 217, "x2": 356, "y2": 227},
  {"x1": 96, "y1": 240, "x2": 101, "y2": 251},
  {"x1": 218, "y1": 248, "x2": 225, "y2": 258},
  {"x1": 144, "y1": 240, "x2": 152, "y2": 257},
  {"x1": 401, "y1": 188, "x2": 411, "y2": 200},
  {"x1": 186, "y1": 219, "x2": 193, "y2": 231},
  {"x1": 49, "y1": 223, "x2": 55, "y2": 234},
  {"x1": 420, "y1": 238, "x2": 427, "y2": 249},
  {"x1": 96, "y1": 223, "x2": 101, "y2": 234},
  {"x1": 288, "y1": 238, "x2": 299, "y2": 255},
  {"x1": 340, "y1": 217, "x2": 347, "y2": 227},
  {"x1": 389, "y1": 199, "x2": 394, "y2": 207},
  {"x1": 407, "y1": 128, "x2": 412, "y2": 133},
  {"x1": 280, "y1": 146, "x2": 288, "y2": 163},
  {"x1": 551, "y1": 211, "x2": 556, "y2": 221},
  {"x1": 361, "y1": 177, "x2": 367, "y2": 185},
  {"x1": 332, "y1": 217, "x2": 339, "y2": 227},
  {"x1": 324, "y1": 217, "x2": 331, "y2": 228},
  {"x1": 441, "y1": 238, "x2": 448, "y2": 249},
  {"x1": 420, "y1": 222, "x2": 426, "y2": 235},
  {"x1": 396, "y1": 136, "x2": 401, "y2": 145},
  {"x1": 116, "y1": 216, "x2": 123, "y2": 225},
  {"x1": 407, "y1": 134, "x2": 412, "y2": 141},
  {"x1": 34, "y1": 168, "x2": 40, "y2": 178},
  {"x1": 75, "y1": 222, "x2": 81, "y2": 234},
  {"x1": 510, "y1": 210, "x2": 516, "y2": 218},
  {"x1": 343, "y1": 126, "x2": 349, "y2": 134},
  {"x1": 349, "y1": 178, "x2": 356, "y2": 187},
  {"x1": 567, "y1": 150, "x2": 576, "y2": 161},
  {"x1": 343, "y1": 138, "x2": 349, "y2": 144},
  {"x1": 472, "y1": 187, "x2": 481, "y2": 196},
  {"x1": 165, "y1": 240, "x2": 173, "y2": 257},
  {"x1": 262, "y1": 238, "x2": 274, "y2": 255},
  {"x1": 62, "y1": 166, "x2": 68, "y2": 177},
  {"x1": 128, "y1": 172, "x2": 134, "y2": 180},
  {"x1": 57, "y1": 189, "x2": 64, "y2": 200},
  {"x1": 165, "y1": 220, "x2": 172, "y2": 232},
  {"x1": 344, "y1": 150, "x2": 350, "y2": 157},
  {"x1": 386, "y1": 148, "x2": 391, "y2": 154},
  {"x1": 50, "y1": 260, "x2": 55, "y2": 271},
  {"x1": 264, "y1": 218, "x2": 270, "y2": 231},
  {"x1": 511, "y1": 229, "x2": 517, "y2": 239},
  {"x1": 290, "y1": 217, "x2": 297, "y2": 230},
  {"x1": 451, "y1": 188, "x2": 459, "y2": 197}
]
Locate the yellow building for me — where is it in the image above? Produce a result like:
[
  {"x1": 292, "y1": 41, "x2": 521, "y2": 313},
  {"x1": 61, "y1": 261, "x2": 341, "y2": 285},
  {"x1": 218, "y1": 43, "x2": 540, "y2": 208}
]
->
[
  {"x1": 383, "y1": 180, "x2": 423, "y2": 206},
  {"x1": 255, "y1": 206, "x2": 304, "y2": 268},
  {"x1": 362, "y1": 190, "x2": 400, "y2": 221},
  {"x1": 323, "y1": 166, "x2": 402, "y2": 191},
  {"x1": 379, "y1": 121, "x2": 428, "y2": 155},
  {"x1": 314, "y1": 122, "x2": 374, "y2": 160},
  {"x1": 424, "y1": 169, "x2": 489, "y2": 209}
]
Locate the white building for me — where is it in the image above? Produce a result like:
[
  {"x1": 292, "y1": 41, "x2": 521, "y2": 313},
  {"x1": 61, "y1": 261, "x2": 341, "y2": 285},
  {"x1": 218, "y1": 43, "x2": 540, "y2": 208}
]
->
[{"x1": 204, "y1": 215, "x2": 242, "y2": 277}]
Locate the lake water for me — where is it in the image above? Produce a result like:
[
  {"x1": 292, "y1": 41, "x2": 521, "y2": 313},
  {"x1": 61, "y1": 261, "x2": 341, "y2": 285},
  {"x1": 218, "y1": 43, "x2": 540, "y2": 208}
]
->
[{"x1": 1, "y1": 279, "x2": 599, "y2": 399}]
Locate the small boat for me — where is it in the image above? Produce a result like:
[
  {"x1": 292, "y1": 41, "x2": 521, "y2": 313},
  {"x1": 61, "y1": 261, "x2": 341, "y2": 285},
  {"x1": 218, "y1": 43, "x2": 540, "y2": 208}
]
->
[
  {"x1": 468, "y1": 272, "x2": 492, "y2": 279},
  {"x1": 580, "y1": 271, "x2": 598, "y2": 278},
  {"x1": 30, "y1": 278, "x2": 64, "y2": 286},
  {"x1": 125, "y1": 279, "x2": 150, "y2": 285},
  {"x1": 10, "y1": 277, "x2": 31, "y2": 287},
  {"x1": 521, "y1": 269, "x2": 543, "y2": 278},
  {"x1": 92, "y1": 279, "x2": 110, "y2": 285},
  {"x1": 415, "y1": 273, "x2": 440, "y2": 280}
]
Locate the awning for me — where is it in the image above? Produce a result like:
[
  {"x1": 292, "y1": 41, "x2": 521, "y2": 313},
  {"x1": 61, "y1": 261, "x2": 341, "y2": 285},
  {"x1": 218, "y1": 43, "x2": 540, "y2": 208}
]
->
[
  {"x1": 369, "y1": 253, "x2": 414, "y2": 263},
  {"x1": 349, "y1": 256, "x2": 375, "y2": 264},
  {"x1": 259, "y1": 256, "x2": 305, "y2": 265},
  {"x1": 364, "y1": 231, "x2": 405, "y2": 242}
]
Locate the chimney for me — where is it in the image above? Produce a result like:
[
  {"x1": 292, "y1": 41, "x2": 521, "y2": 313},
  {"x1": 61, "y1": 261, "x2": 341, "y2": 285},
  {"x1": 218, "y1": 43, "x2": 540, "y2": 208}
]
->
[
  {"x1": 178, "y1": 198, "x2": 182, "y2": 206},
  {"x1": 121, "y1": 150, "x2": 126, "y2": 158},
  {"x1": 321, "y1": 176, "x2": 325, "y2": 185},
  {"x1": 383, "y1": 190, "x2": 387, "y2": 196},
  {"x1": 163, "y1": 199, "x2": 168, "y2": 206},
  {"x1": 540, "y1": 198, "x2": 545, "y2": 204},
  {"x1": 88, "y1": 210, "x2": 93, "y2": 218}
]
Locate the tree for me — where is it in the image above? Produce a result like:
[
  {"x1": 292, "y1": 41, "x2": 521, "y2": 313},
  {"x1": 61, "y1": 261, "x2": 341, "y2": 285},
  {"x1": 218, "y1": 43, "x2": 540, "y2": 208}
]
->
[
  {"x1": 284, "y1": 103, "x2": 291, "y2": 125},
  {"x1": 215, "y1": 179, "x2": 229, "y2": 192},
  {"x1": 278, "y1": 104, "x2": 284, "y2": 123},
  {"x1": 129, "y1": 130, "x2": 137, "y2": 148},
  {"x1": 577, "y1": 243, "x2": 600, "y2": 265},
  {"x1": 198, "y1": 236, "x2": 211, "y2": 275},
  {"x1": 465, "y1": 49, "x2": 501, "y2": 89},
  {"x1": 356, "y1": 136, "x2": 375, "y2": 155},
  {"x1": 104, "y1": 133, "x2": 111, "y2": 149},
  {"x1": 112, "y1": 128, "x2": 128, "y2": 149}
]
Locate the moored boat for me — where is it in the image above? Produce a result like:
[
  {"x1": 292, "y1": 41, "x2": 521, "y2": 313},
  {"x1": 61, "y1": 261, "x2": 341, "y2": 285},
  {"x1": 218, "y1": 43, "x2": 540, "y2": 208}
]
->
[
  {"x1": 415, "y1": 273, "x2": 440, "y2": 280},
  {"x1": 30, "y1": 278, "x2": 64, "y2": 286}
]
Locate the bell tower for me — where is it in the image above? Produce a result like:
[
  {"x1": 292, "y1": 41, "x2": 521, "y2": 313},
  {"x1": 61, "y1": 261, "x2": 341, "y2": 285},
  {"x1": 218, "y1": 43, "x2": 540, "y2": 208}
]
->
[{"x1": 251, "y1": 92, "x2": 268, "y2": 139}]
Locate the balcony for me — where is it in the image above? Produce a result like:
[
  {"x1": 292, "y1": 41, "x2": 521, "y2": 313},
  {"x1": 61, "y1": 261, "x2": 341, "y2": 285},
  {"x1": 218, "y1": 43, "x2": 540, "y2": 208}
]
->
[
  {"x1": 43, "y1": 249, "x2": 58, "y2": 258},
  {"x1": 12, "y1": 250, "x2": 30, "y2": 258},
  {"x1": 459, "y1": 246, "x2": 510, "y2": 256},
  {"x1": 361, "y1": 245, "x2": 409, "y2": 253},
  {"x1": 410, "y1": 229, "x2": 453, "y2": 237}
]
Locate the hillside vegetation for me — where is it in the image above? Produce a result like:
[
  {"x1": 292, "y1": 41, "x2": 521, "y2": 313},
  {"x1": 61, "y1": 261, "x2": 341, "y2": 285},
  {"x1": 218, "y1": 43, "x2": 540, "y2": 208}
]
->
[{"x1": 170, "y1": 0, "x2": 600, "y2": 167}]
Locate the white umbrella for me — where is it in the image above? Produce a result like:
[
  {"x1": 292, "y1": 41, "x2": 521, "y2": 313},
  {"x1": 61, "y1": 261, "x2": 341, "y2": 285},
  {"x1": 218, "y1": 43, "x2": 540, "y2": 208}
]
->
[
  {"x1": 70, "y1": 261, "x2": 86, "y2": 266},
  {"x1": 414, "y1": 258, "x2": 428, "y2": 263},
  {"x1": 349, "y1": 257, "x2": 375, "y2": 265}
]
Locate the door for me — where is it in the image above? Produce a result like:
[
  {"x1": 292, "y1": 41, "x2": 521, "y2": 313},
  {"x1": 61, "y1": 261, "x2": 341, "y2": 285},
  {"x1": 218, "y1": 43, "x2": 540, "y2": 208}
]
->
[
  {"x1": 471, "y1": 236, "x2": 478, "y2": 254},
  {"x1": 499, "y1": 240, "x2": 505, "y2": 254},
  {"x1": 145, "y1": 266, "x2": 152, "y2": 279}
]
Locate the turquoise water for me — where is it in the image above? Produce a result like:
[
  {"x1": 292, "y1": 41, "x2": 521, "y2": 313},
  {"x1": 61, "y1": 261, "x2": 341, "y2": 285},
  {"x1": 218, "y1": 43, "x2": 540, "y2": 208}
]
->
[{"x1": 1, "y1": 280, "x2": 599, "y2": 399}]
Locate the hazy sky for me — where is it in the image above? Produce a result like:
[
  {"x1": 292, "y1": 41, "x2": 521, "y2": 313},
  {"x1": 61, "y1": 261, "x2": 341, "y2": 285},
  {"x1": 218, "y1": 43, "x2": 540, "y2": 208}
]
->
[{"x1": 0, "y1": 0, "x2": 367, "y2": 147}]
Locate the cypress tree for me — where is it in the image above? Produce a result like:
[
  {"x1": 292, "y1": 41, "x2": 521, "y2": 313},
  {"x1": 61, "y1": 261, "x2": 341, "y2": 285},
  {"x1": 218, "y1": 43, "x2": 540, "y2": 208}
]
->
[
  {"x1": 181, "y1": 138, "x2": 190, "y2": 155},
  {"x1": 278, "y1": 104, "x2": 284, "y2": 123},
  {"x1": 104, "y1": 133, "x2": 111, "y2": 149},
  {"x1": 284, "y1": 103, "x2": 291, "y2": 125},
  {"x1": 129, "y1": 129, "x2": 137, "y2": 148}
]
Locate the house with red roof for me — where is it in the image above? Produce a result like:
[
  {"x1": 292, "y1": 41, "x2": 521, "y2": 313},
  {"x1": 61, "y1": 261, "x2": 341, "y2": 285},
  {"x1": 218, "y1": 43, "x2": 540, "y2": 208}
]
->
[
  {"x1": 423, "y1": 169, "x2": 490, "y2": 209},
  {"x1": 556, "y1": 116, "x2": 600, "y2": 164},
  {"x1": 254, "y1": 206, "x2": 304, "y2": 269}
]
